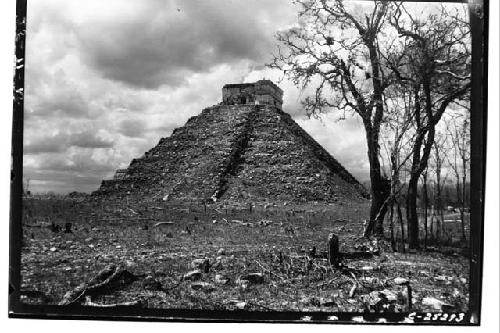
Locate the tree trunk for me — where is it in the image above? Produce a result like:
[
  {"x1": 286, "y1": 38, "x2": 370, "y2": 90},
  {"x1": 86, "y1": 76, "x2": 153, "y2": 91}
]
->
[
  {"x1": 362, "y1": 37, "x2": 389, "y2": 238},
  {"x1": 430, "y1": 213, "x2": 435, "y2": 242},
  {"x1": 405, "y1": 79, "x2": 436, "y2": 250},
  {"x1": 406, "y1": 177, "x2": 420, "y2": 250},
  {"x1": 364, "y1": 178, "x2": 390, "y2": 237},
  {"x1": 397, "y1": 201, "x2": 405, "y2": 253},
  {"x1": 461, "y1": 169, "x2": 467, "y2": 243},
  {"x1": 363, "y1": 126, "x2": 390, "y2": 237},
  {"x1": 435, "y1": 175, "x2": 444, "y2": 245},
  {"x1": 422, "y1": 172, "x2": 428, "y2": 249},
  {"x1": 430, "y1": 184, "x2": 435, "y2": 243},
  {"x1": 406, "y1": 129, "x2": 435, "y2": 250},
  {"x1": 370, "y1": 178, "x2": 390, "y2": 236},
  {"x1": 327, "y1": 233, "x2": 340, "y2": 267},
  {"x1": 440, "y1": 207, "x2": 446, "y2": 246},
  {"x1": 389, "y1": 202, "x2": 396, "y2": 251},
  {"x1": 406, "y1": 86, "x2": 424, "y2": 250}
]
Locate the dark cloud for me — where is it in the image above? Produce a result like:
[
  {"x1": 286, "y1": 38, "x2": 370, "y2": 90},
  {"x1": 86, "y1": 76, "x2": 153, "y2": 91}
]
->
[
  {"x1": 68, "y1": 131, "x2": 114, "y2": 148},
  {"x1": 75, "y1": 0, "x2": 291, "y2": 88},
  {"x1": 24, "y1": 134, "x2": 67, "y2": 155},
  {"x1": 118, "y1": 119, "x2": 147, "y2": 138},
  {"x1": 28, "y1": 154, "x2": 106, "y2": 173},
  {"x1": 24, "y1": 129, "x2": 114, "y2": 155},
  {"x1": 28, "y1": 78, "x2": 91, "y2": 119},
  {"x1": 24, "y1": 142, "x2": 65, "y2": 155}
]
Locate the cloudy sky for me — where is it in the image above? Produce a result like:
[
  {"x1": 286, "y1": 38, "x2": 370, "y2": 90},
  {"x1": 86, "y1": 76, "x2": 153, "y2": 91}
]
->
[{"x1": 24, "y1": 0, "x2": 446, "y2": 194}]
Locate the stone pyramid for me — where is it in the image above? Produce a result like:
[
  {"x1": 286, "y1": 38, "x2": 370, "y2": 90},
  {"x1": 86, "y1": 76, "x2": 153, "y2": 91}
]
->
[{"x1": 94, "y1": 80, "x2": 367, "y2": 205}]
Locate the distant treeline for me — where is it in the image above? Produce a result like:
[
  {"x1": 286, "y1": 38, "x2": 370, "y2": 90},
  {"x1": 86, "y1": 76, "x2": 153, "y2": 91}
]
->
[{"x1": 362, "y1": 181, "x2": 470, "y2": 209}]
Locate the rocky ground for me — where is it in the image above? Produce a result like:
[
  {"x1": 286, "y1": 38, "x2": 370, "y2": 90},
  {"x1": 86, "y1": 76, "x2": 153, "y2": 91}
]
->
[{"x1": 20, "y1": 196, "x2": 469, "y2": 314}]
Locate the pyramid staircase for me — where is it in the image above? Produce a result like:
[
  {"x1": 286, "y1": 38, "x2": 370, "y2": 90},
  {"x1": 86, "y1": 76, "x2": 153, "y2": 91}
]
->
[{"x1": 94, "y1": 103, "x2": 367, "y2": 205}]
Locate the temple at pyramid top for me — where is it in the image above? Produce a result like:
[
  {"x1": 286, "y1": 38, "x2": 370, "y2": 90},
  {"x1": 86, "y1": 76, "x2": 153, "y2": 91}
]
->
[{"x1": 222, "y1": 79, "x2": 283, "y2": 109}]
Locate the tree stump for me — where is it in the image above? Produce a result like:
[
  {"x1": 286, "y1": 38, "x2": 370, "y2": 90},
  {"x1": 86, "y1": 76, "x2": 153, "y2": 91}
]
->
[
  {"x1": 50, "y1": 222, "x2": 60, "y2": 233},
  {"x1": 327, "y1": 233, "x2": 340, "y2": 267}
]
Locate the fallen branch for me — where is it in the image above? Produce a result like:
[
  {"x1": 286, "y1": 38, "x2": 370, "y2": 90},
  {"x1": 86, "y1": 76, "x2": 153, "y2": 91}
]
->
[
  {"x1": 315, "y1": 277, "x2": 340, "y2": 288},
  {"x1": 83, "y1": 296, "x2": 142, "y2": 308},
  {"x1": 230, "y1": 219, "x2": 253, "y2": 226},
  {"x1": 59, "y1": 265, "x2": 138, "y2": 306},
  {"x1": 95, "y1": 217, "x2": 150, "y2": 222},
  {"x1": 349, "y1": 282, "x2": 357, "y2": 298},
  {"x1": 128, "y1": 208, "x2": 139, "y2": 215},
  {"x1": 254, "y1": 260, "x2": 286, "y2": 281},
  {"x1": 339, "y1": 266, "x2": 359, "y2": 298},
  {"x1": 312, "y1": 261, "x2": 329, "y2": 273},
  {"x1": 162, "y1": 280, "x2": 183, "y2": 292},
  {"x1": 153, "y1": 221, "x2": 175, "y2": 228}
]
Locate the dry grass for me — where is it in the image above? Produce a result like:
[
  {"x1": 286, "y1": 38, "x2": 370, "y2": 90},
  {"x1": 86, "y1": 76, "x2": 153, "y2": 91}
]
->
[{"x1": 20, "y1": 196, "x2": 469, "y2": 313}]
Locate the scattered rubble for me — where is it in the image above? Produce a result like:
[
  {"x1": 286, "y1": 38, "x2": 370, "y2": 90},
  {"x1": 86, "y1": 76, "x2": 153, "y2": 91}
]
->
[
  {"x1": 320, "y1": 297, "x2": 337, "y2": 307},
  {"x1": 214, "y1": 274, "x2": 230, "y2": 285},
  {"x1": 238, "y1": 272, "x2": 264, "y2": 285},
  {"x1": 190, "y1": 282, "x2": 215, "y2": 293},
  {"x1": 421, "y1": 297, "x2": 454, "y2": 311},
  {"x1": 182, "y1": 270, "x2": 202, "y2": 281},
  {"x1": 393, "y1": 277, "x2": 409, "y2": 285},
  {"x1": 190, "y1": 258, "x2": 210, "y2": 273},
  {"x1": 142, "y1": 275, "x2": 163, "y2": 291}
]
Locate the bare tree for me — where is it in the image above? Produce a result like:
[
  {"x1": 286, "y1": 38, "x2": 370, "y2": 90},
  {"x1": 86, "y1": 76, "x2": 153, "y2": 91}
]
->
[
  {"x1": 446, "y1": 110, "x2": 470, "y2": 243},
  {"x1": 429, "y1": 135, "x2": 448, "y2": 244},
  {"x1": 388, "y1": 4, "x2": 471, "y2": 249},
  {"x1": 381, "y1": 81, "x2": 415, "y2": 251},
  {"x1": 269, "y1": 0, "x2": 394, "y2": 237}
]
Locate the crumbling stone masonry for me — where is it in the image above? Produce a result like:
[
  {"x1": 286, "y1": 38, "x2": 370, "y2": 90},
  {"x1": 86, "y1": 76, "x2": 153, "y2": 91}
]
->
[
  {"x1": 94, "y1": 81, "x2": 367, "y2": 205},
  {"x1": 222, "y1": 80, "x2": 283, "y2": 109}
]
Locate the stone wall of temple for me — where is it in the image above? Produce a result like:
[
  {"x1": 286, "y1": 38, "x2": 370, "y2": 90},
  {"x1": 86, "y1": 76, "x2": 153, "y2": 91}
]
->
[{"x1": 222, "y1": 80, "x2": 283, "y2": 108}]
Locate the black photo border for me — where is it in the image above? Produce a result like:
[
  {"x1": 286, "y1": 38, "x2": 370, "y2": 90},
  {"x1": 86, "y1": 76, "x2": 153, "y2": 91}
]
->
[{"x1": 8, "y1": 0, "x2": 489, "y2": 325}]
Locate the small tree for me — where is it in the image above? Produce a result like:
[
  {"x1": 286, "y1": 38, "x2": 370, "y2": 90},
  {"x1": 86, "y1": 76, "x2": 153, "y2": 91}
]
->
[
  {"x1": 446, "y1": 110, "x2": 470, "y2": 243},
  {"x1": 381, "y1": 81, "x2": 415, "y2": 251},
  {"x1": 430, "y1": 135, "x2": 448, "y2": 244}
]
